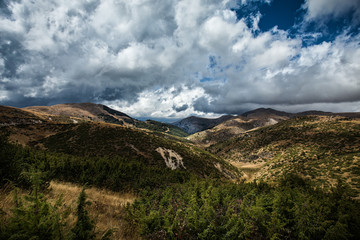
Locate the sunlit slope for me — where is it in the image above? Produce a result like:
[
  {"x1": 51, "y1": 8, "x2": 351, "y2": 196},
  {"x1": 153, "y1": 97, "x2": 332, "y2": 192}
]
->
[
  {"x1": 188, "y1": 114, "x2": 288, "y2": 147},
  {"x1": 208, "y1": 115, "x2": 360, "y2": 194},
  {"x1": 23, "y1": 103, "x2": 189, "y2": 137}
]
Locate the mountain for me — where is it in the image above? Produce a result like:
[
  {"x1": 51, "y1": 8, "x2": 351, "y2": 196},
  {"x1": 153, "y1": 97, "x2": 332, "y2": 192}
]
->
[
  {"x1": 0, "y1": 105, "x2": 239, "y2": 181},
  {"x1": 207, "y1": 115, "x2": 360, "y2": 196},
  {"x1": 1, "y1": 104, "x2": 360, "y2": 239},
  {"x1": 188, "y1": 114, "x2": 289, "y2": 147},
  {"x1": 23, "y1": 103, "x2": 189, "y2": 137},
  {"x1": 24, "y1": 102, "x2": 135, "y2": 125},
  {"x1": 187, "y1": 108, "x2": 291, "y2": 146},
  {"x1": 173, "y1": 115, "x2": 234, "y2": 134},
  {"x1": 174, "y1": 108, "x2": 292, "y2": 136},
  {"x1": 135, "y1": 119, "x2": 189, "y2": 137},
  {"x1": 187, "y1": 108, "x2": 360, "y2": 146},
  {"x1": 0, "y1": 105, "x2": 46, "y2": 126},
  {"x1": 241, "y1": 108, "x2": 293, "y2": 118}
]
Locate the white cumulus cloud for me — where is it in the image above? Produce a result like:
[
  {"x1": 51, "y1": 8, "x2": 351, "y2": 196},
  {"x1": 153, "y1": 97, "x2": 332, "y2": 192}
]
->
[{"x1": 0, "y1": 0, "x2": 359, "y2": 116}]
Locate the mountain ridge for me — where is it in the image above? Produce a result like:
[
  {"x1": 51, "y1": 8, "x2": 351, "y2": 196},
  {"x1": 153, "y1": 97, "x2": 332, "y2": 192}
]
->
[{"x1": 174, "y1": 107, "x2": 360, "y2": 136}]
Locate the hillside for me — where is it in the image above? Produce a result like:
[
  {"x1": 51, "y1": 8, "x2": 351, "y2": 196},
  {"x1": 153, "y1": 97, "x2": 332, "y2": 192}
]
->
[
  {"x1": 173, "y1": 115, "x2": 234, "y2": 134},
  {"x1": 24, "y1": 103, "x2": 135, "y2": 125},
  {"x1": 1, "y1": 105, "x2": 360, "y2": 239},
  {"x1": 23, "y1": 103, "x2": 189, "y2": 137},
  {"x1": 207, "y1": 115, "x2": 360, "y2": 196},
  {"x1": 0, "y1": 105, "x2": 239, "y2": 181},
  {"x1": 187, "y1": 108, "x2": 360, "y2": 147},
  {"x1": 0, "y1": 105, "x2": 46, "y2": 126},
  {"x1": 188, "y1": 113, "x2": 289, "y2": 147}
]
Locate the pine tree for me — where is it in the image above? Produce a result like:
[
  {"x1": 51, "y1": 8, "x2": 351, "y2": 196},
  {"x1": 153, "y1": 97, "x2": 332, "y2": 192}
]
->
[
  {"x1": 71, "y1": 188, "x2": 96, "y2": 240},
  {"x1": 3, "y1": 170, "x2": 67, "y2": 240}
]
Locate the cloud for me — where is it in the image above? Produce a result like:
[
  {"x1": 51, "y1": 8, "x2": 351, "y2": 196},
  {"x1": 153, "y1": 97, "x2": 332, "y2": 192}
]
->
[
  {"x1": 173, "y1": 104, "x2": 189, "y2": 112},
  {"x1": 0, "y1": 0, "x2": 359, "y2": 118},
  {"x1": 104, "y1": 85, "x2": 220, "y2": 119},
  {"x1": 304, "y1": 0, "x2": 360, "y2": 23},
  {"x1": 196, "y1": 31, "x2": 360, "y2": 113}
]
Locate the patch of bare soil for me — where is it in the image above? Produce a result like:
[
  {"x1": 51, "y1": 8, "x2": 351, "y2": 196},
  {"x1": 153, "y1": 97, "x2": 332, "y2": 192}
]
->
[{"x1": 230, "y1": 161, "x2": 267, "y2": 181}]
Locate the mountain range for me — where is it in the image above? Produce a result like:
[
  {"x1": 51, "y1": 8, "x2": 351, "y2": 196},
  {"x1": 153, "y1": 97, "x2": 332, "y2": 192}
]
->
[
  {"x1": 1, "y1": 102, "x2": 360, "y2": 239},
  {"x1": 1, "y1": 102, "x2": 359, "y2": 189}
]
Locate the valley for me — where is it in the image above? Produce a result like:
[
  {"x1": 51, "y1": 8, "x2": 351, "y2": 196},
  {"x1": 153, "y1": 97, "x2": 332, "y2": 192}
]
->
[{"x1": 1, "y1": 103, "x2": 360, "y2": 239}]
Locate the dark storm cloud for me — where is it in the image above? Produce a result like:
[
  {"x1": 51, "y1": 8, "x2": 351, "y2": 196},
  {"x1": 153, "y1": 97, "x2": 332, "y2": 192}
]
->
[
  {"x1": 0, "y1": 0, "x2": 359, "y2": 117},
  {"x1": 173, "y1": 104, "x2": 189, "y2": 112},
  {"x1": 0, "y1": 34, "x2": 27, "y2": 78}
]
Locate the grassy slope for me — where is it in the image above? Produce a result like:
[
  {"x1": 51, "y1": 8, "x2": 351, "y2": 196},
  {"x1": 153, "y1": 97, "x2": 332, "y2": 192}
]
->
[
  {"x1": 1, "y1": 105, "x2": 237, "y2": 179},
  {"x1": 208, "y1": 116, "x2": 360, "y2": 195},
  {"x1": 22, "y1": 122, "x2": 239, "y2": 180},
  {"x1": 24, "y1": 103, "x2": 189, "y2": 137},
  {"x1": 0, "y1": 181, "x2": 137, "y2": 240}
]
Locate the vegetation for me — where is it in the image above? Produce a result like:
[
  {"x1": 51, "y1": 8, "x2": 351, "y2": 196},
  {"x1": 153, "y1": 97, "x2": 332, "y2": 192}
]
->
[
  {"x1": 0, "y1": 135, "x2": 192, "y2": 193},
  {"x1": 135, "y1": 120, "x2": 189, "y2": 137},
  {"x1": 208, "y1": 116, "x2": 360, "y2": 194},
  {"x1": 0, "y1": 170, "x2": 111, "y2": 240},
  {"x1": 1, "y1": 110, "x2": 360, "y2": 239},
  {"x1": 36, "y1": 122, "x2": 237, "y2": 179},
  {"x1": 126, "y1": 175, "x2": 360, "y2": 239}
]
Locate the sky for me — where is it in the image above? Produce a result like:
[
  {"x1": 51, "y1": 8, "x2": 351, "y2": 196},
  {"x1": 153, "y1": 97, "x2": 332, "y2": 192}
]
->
[{"x1": 0, "y1": 0, "x2": 360, "y2": 120}]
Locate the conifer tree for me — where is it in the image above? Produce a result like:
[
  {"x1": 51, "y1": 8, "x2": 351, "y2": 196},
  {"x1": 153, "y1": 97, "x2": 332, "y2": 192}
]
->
[
  {"x1": 71, "y1": 188, "x2": 96, "y2": 240},
  {"x1": 2, "y1": 170, "x2": 67, "y2": 240}
]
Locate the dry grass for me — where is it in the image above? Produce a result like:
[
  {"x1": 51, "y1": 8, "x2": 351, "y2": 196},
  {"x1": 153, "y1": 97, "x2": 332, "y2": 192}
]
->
[
  {"x1": 0, "y1": 181, "x2": 138, "y2": 240},
  {"x1": 230, "y1": 161, "x2": 267, "y2": 181},
  {"x1": 0, "y1": 183, "x2": 15, "y2": 216},
  {"x1": 48, "y1": 181, "x2": 137, "y2": 239}
]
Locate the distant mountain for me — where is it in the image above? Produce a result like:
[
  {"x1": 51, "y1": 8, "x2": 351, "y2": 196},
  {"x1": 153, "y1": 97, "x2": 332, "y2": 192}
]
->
[
  {"x1": 188, "y1": 111, "x2": 290, "y2": 146},
  {"x1": 137, "y1": 119, "x2": 189, "y2": 137},
  {"x1": 186, "y1": 108, "x2": 360, "y2": 144},
  {"x1": 24, "y1": 102, "x2": 135, "y2": 125},
  {"x1": 296, "y1": 110, "x2": 332, "y2": 116},
  {"x1": 241, "y1": 108, "x2": 293, "y2": 118},
  {"x1": 23, "y1": 103, "x2": 189, "y2": 137},
  {"x1": 173, "y1": 115, "x2": 234, "y2": 134}
]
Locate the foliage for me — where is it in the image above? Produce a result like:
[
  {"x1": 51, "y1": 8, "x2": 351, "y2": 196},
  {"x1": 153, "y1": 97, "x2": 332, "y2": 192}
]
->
[
  {"x1": 71, "y1": 188, "x2": 96, "y2": 240},
  {"x1": 0, "y1": 170, "x2": 69, "y2": 240},
  {"x1": 0, "y1": 170, "x2": 112, "y2": 240},
  {"x1": 36, "y1": 123, "x2": 237, "y2": 179},
  {"x1": 208, "y1": 116, "x2": 360, "y2": 194},
  {"x1": 0, "y1": 134, "x2": 192, "y2": 193},
  {"x1": 135, "y1": 120, "x2": 189, "y2": 137},
  {"x1": 126, "y1": 174, "x2": 360, "y2": 239}
]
